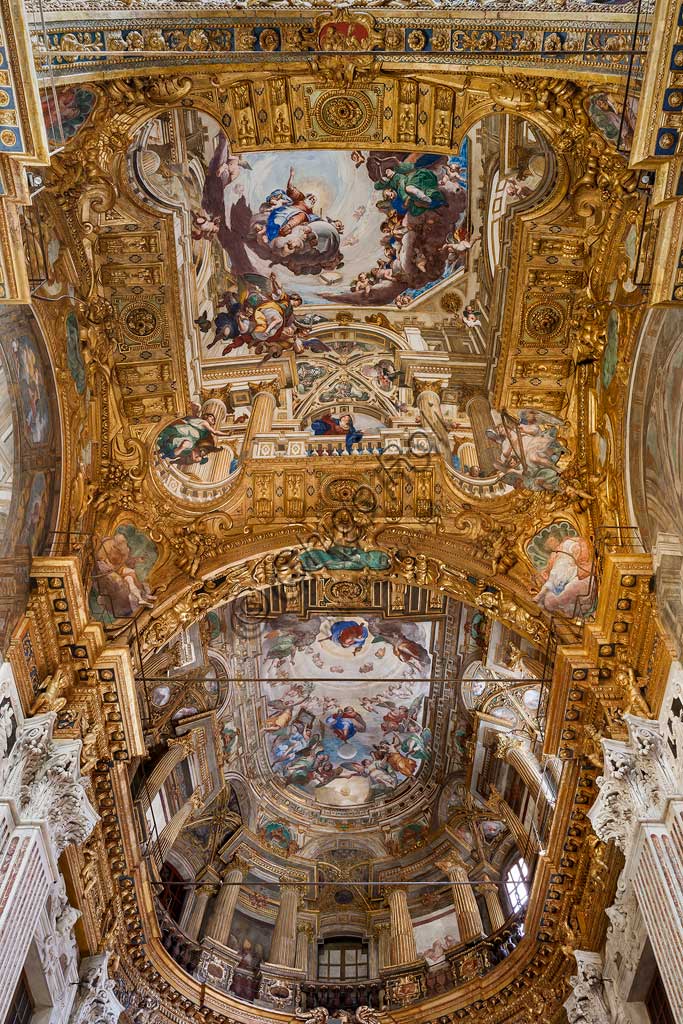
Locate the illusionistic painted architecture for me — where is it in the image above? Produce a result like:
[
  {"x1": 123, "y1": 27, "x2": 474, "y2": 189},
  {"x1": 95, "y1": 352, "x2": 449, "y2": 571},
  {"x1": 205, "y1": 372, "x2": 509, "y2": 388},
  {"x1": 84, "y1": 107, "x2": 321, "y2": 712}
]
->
[{"x1": 1, "y1": 2, "x2": 683, "y2": 1024}]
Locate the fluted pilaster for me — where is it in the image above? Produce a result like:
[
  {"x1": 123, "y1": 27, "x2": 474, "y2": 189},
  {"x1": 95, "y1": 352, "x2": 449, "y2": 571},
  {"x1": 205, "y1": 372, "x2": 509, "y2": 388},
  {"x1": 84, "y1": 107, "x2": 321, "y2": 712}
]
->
[
  {"x1": 185, "y1": 884, "x2": 216, "y2": 941},
  {"x1": 139, "y1": 734, "x2": 195, "y2": 815},
  {"x1": 466, "y1": 394, "x2": 499, "y2": 474},
  {"x1": 374, "y1": 922, "x2": 391, "y2": 972},
  {"x1": 495, "y1": 734, "x2": 553, "y2": 811},
  {"x1": 243, "y1": 380, "x2": 279, "y2": 454},
  {"x1": 152, "y1": 789, "x2": 202, "y2": 868},
  {"x1": 413, "y1": 380, "x2": 451, "y2": 461},
  {"x1": 296, "y1": 923, "x2": 313, "y2": 973},
  {"x1": 487, "y1": 783, "x2": 540, "y2": 857}
]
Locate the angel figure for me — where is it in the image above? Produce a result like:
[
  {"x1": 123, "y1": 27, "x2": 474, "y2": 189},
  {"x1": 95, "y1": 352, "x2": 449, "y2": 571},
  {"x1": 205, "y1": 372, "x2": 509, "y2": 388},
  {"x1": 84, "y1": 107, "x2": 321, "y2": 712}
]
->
[
  {"x1": 215, "y1": 273, "x2": 330, "y2": 362},
  {"x1": 378, "y1": 693, "x2": 426, "y2": 734},
  {"x1": 263, "y1": 615, "x2": 322, "y2": 667},
  {"x1": 156, "y1": 401, "x2": 235, "y2": 471},
  {"x1": 367, "y1": 617, "x2": 431, "y2": 675},
  {"x1": 319, "y1": 619, "x2": 369, "y2": 654},
  {"x1": 340, "y1": 1011, "x2": 381, "y2": 1024},
  {"x1": 486, "y1": 408, "x2": 568, "y2": 492}
]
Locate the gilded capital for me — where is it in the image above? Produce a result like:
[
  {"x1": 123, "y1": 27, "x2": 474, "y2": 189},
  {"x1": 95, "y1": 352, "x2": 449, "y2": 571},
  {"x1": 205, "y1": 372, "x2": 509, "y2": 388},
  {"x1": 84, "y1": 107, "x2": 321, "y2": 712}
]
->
[
  {"x1": 436, "y1": 852, "x2": 468, "y2": 878},
  {"x1": 250, "y1": 379, "x2": 280, "y2": 402},
  {"x1": 495, "y1": 733, "x2": 525, "y2": 759},
  {"x1": 413, "y1": 378, "x2": 444, "y2": 397},
  {"x1": 168, "y1": 733, "x2": 196, "y2": 757},
  {"x1": 197, "y1": 883, "x2": 218, "y2": 899},
  {"x1": 189, "y1": 788, "x2": 204, "y2": 810},
  {"x1": 224, "y1": 856, "x2": 249, "y2": 878}
]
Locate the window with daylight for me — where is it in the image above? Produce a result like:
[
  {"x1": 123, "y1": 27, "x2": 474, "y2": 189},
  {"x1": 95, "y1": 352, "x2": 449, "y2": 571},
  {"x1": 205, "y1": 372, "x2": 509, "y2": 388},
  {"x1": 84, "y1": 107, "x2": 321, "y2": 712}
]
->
[
  {"x1": 318, "y1": 940, "x2": 369, "y2": 981},
  {"x1": 4, "y1": 973, "x2": 33, "y2": 1024},
  {"x1": 646, "y1": 968, "x2": 676, "y2": 1024},
  {"x1": 505, "y1": 858, "x2": 529, "y2": 913}
]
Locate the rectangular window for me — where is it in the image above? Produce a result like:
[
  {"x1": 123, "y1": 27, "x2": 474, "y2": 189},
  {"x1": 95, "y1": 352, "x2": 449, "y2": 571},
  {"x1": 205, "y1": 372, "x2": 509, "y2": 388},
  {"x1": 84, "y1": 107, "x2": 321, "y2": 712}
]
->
[
  {"x1": 5, "y1": 973, "x2": 33, "y2": 1024},
  {"x1": 317, "y1": 943, "x2": 369, "y2": 981},
  {"x1": 646, "y1": 970, "x2": 675, "y2": 1024}
]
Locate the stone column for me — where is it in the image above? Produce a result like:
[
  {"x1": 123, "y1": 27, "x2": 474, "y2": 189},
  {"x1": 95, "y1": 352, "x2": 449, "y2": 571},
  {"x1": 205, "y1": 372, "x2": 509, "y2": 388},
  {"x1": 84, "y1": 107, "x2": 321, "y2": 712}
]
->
[
  {"x1": 205, "y1": 860, "x2": 246, "y2": 947},
  {"x1": 69, "y1": 953, "x2": 125, "y2": 1024},
  {"x1": 437, "y1": 856, "x2": 483, "y2": 944},
  {"x1": 270, "y1": 883, "x2": 300, "y2": 968},
  {"x1": 152, "y1": 789, "x2": 203, "y2": 868},
  {"x1": 413, "y1": 380, "x2": 451, "y2": 461},
  {"x1": 477, "y1": 882, "x2": 506, "y2": 933},
  {"x1": 564, "y1": 951, "x2": 612, "y2": 1024},
  {"x1": 487, "y1": 784, "x2": 540, "y2": 857},
  {"x1": 243, "y1": 380, "x2": 279, "y2": 455},
  {"x1": 386, "y1": 886, "x2": 418, "y2": 966},
  {"x1": 495, "y1": 734, "x2": 554, "y2": 810},
  {"x1": 184, "y1": 883, "x2": 216, "y2": 941},
  {"x1": 0, "y1": 713, "x2": 98, "y2": 1022},
  {"x1": 139, "y1": 734, "x2": 195, "y2": 815},
  {"x1": 466, "y1": 394, "x2": 499, "y2": 475}
]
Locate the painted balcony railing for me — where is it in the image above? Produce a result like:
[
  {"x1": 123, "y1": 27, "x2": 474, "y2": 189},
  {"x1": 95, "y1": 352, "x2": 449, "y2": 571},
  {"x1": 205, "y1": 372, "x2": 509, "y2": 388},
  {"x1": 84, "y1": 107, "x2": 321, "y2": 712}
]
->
[
  {"x1": 249, "y1": 432, "x2": 521, "y2": 501},
  {"x1": 156, "y1": 902, "x2": 202, "y2": 976},
  {"x1": 300, "y1": 981, "x2": 384, "y2": 1012},
  {"x1": 251, "y1": 432, "x2": 410, "y2": 460},
  {"x1": 445, "y1": 914, "x2": 525, "y2": 986}
]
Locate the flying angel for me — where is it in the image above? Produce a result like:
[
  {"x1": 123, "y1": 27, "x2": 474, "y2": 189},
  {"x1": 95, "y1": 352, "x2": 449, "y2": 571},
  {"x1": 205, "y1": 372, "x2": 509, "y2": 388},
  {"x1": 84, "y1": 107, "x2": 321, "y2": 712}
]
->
[{"x1": 367, "y1": 617, "x2": 431, "y2": 674}]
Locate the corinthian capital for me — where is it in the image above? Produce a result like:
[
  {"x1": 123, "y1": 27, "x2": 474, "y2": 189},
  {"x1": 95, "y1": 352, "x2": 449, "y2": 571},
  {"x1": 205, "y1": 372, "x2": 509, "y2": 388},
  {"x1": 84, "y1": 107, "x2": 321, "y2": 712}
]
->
[
  {"x1": 169, "y1": 732, "x2": 197, "y2": 757},
  {"x1": 495, "y1": 733, "x2": 525, "y2": 759},
  {"x1": 70, "y1": 952, "x2": 125, "y2": 1024},
  {"x1": 564, "y1": 951, "x2": 610, "y2": 1024},
  {"x1": 0, "y1": 712, "x2": 98, "y2": 859}
]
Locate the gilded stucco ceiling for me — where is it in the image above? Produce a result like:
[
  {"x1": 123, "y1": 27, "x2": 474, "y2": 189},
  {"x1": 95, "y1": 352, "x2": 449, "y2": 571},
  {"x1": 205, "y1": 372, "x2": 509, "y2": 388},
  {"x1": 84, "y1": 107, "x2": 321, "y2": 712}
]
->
[{"x1": 2, "y1": 2, "x2": 679, "y2": 1020}]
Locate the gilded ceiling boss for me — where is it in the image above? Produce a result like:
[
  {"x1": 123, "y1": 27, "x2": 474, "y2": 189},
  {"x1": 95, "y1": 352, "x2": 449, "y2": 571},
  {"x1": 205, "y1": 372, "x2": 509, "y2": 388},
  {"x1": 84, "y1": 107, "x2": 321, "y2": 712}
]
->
[{"x1": 0, "y1": 3, "x2": 683, "y2": 1024}]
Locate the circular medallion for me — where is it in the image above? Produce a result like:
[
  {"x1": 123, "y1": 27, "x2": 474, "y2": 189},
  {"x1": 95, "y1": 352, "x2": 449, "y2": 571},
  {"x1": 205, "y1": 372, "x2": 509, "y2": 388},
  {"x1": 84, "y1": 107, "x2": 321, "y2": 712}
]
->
[
  {"x1": 440, "y1": 292, "x2": 462, "y2": 314},
  {"x1": 315, "y1": 91, "x2": 373, "y2": 136},
  {"x1": 525, "y1": 301, "x2": 565, "y2": 340},
  {"x1": 122, "y1": 303, "x2": 159, "y2": 340},
  {"x1": 259, "y1": 28, "x2": 279, "y2": 51},
  {"x1": 324, "y1": 477, "x2": 360, "y2": 504},
  {"x1": 326, "y1": 579, "x2": 367, "y2": 605},
  {"x1": 0, "y1": 129, "x2": 16, "y2": 148}
]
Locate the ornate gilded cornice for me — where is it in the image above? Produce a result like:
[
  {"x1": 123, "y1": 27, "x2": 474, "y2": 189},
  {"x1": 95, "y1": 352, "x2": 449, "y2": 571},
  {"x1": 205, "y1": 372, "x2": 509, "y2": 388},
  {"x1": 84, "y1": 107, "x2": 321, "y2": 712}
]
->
[{"x1": 33, "y1": 10, "x2": 649, "y2": 84}]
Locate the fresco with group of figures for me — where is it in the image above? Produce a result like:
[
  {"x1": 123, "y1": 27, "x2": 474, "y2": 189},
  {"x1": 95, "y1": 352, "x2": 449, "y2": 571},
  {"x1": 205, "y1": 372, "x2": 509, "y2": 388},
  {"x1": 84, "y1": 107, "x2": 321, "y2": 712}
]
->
[
  {"x1": 258, "y1": 613, "x2": 435, "y2": 807},
  {"x1": 135, "y1": 108, "x2": 472, "y2": 362}
]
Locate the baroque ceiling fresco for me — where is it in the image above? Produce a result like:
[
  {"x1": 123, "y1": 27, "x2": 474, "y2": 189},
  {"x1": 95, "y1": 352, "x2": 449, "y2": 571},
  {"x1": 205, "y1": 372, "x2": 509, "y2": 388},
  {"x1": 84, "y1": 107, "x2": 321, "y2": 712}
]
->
[{"x1": 2, "y1": 1, "x2": 683, "y2": 1024}]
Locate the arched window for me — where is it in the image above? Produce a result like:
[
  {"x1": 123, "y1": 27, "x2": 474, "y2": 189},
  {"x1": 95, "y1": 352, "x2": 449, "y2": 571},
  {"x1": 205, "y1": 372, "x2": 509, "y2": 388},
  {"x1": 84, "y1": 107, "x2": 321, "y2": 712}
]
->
[{"x1": 505, "y1": 858, "x2": 529, "y2": 913}]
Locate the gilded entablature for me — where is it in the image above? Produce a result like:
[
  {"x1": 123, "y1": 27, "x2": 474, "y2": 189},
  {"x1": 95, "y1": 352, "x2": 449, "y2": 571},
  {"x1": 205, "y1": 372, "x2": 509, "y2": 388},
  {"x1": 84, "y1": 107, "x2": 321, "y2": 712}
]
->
[{"x1": 32, "y1": 8, "x2": 648, "y2": 82}]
